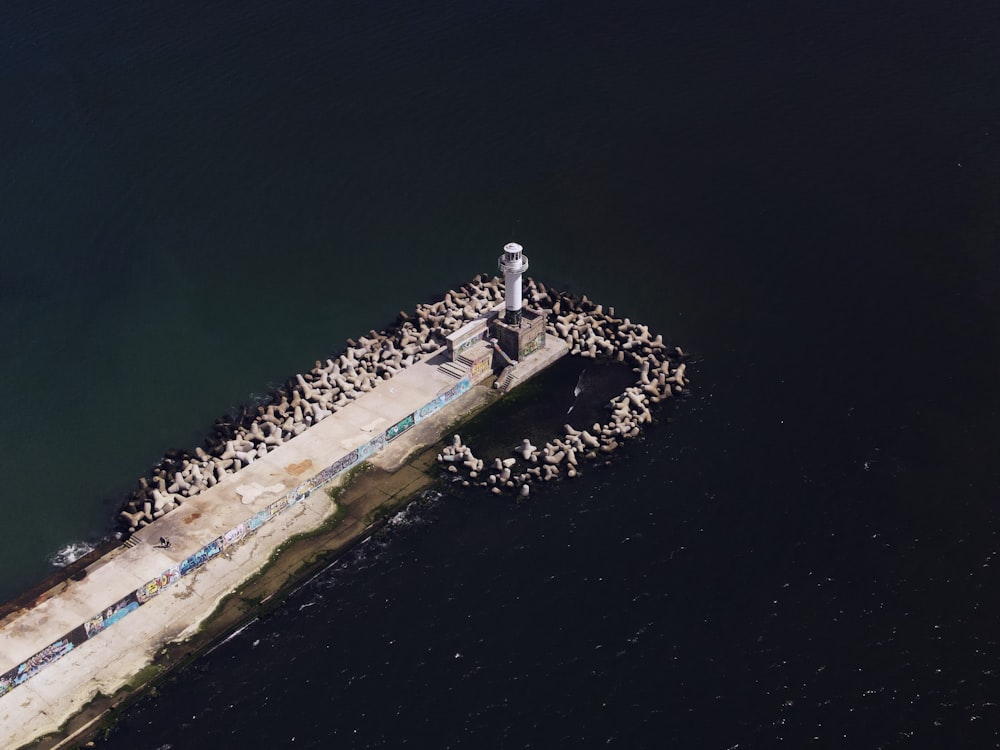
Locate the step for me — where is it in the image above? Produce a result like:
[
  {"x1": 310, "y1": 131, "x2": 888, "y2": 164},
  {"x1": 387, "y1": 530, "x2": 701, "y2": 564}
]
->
[{"x1": 437, "y1": 361, "x2": 468, "y2": 379}]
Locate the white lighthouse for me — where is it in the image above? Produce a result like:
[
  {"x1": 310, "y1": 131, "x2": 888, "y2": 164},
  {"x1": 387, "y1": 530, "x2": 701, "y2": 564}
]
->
[{"x1": 498, "y1": 242, "x2": 529, "y2": 325}]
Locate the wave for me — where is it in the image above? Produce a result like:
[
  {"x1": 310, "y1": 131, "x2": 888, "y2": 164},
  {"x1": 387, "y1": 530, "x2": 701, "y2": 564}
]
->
[
  {"x1": 48, "y1": 541, "x2": 96, "y2": 567},
  {"x1": 389, "y1": 488, "x2": 443, "y2": 528},
  {"x1": 568, "y1": 367, "x2": 587, "y2": 414},
  {"x1": 206, "y1": 617, "x2": 260, "y2": 656}
]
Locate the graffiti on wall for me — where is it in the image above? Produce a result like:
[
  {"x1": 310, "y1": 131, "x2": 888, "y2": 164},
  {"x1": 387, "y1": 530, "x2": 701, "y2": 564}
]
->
[
  {"x1": 385, "y1": 414, "x2": 415, "y2": 441},
  {"x1": 454, "y1": 326, "x2": 488, "y2": 356},
  {"x1": 317, "y1": 447, "x2": 360, "y2": 484},
  {"x1": 0, "y1": 668, "x2": 14, "y2": 698},
  {"x1": 520, "y1": 332, "x2": 545, "y2": 358},
  {"x1": 444, "y1": 376, "x2": 471, "y2": 402},
  {"x1": 0, "y1": 365, "x2": 485, "y2": 699},
  {"x1": 415, "y1": 397, "x2": 445, "y2": 422},
  {"x1": 0, "y1": 629, "x2": 84, "y2": 697},
  {"x1": 470, "y1": 355, "x2": 492, "y2": 381},
  {"x1": 415, "y1": 377, "x2": 471, "y2": 423},
  {"x1": 266, "y1": 497, "x2": 289, "y2": 517},
  {"x1": 357, "y1": 433, "x2": 386, "y2": 461},
  {"x1": 179, "y1": 538, "x2": 223, "y2": 576},
  {"x1": 223, "y1": 523, "x2": 248, "y2": 549},
  {"x1": 246, "y1": 509, "x2": 269, "y2": 532},
  {"x1": 287, "y1": 479, "x2": 314, "y2": 505},
  {"x1": 85, "y1": 592, "x2": 141, "y2": 637},
  {"x1": 136, "y1": 566, "x2": 181, "y2": 604},
  {"x1": 288, "y1": 435, "x2": 384, "y2": 505}
]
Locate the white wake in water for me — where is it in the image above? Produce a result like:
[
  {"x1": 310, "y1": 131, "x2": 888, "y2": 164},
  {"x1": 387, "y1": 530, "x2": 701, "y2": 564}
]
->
[{"x1": 567, "y1": 368, "x2": 587, "y2": 414}]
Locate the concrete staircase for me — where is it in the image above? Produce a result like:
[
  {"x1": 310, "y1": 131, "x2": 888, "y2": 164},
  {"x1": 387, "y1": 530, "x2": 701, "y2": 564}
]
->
[
  {"x1": 495, "y1": 365, "x2": 516, "y2": 392},
  {"x1": 437, "y1": 360, "x2": 468, "y2": 379},
  {"x1": 437, "y1": 351, "x2": 479, "y2": 380}
]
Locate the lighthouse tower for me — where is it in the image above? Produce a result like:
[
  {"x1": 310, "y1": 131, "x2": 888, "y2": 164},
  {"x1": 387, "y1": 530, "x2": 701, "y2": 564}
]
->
[
  {"x1": 490, "y1": 242, "x2": 546, "y2": 366},
  {"x1": 498, "y1": 242, "x2": 529, "y2": 325}
]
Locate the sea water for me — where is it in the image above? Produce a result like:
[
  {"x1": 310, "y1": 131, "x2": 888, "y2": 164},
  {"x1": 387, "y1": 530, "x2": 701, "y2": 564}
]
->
[{"x1": 4, "y1": 0, "x2": 1000, "y2": 746}]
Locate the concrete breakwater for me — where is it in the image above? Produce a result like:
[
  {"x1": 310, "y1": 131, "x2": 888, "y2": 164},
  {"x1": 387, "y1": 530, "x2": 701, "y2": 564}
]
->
[
  {"x1": 0, "y1": 260, "x2": 685, "y2": 749},
  {"x1": 2, "y1": 286, "x2": 561, "y2": 746},
  {"x1": 117, "y1": 275, "x2": 688, "y2": 529},
  {"x1": 438, "y1": 285, "x2": 689, "y2": 497},
  {"x1": 118, "y1": 274, "x2": 514, "y2": 532}
]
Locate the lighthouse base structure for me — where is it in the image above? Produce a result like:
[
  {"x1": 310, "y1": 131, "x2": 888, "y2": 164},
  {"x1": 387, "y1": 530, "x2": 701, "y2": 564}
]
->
[{"x1": 491, "y1": 306, "x2": 547, "y2": 363}]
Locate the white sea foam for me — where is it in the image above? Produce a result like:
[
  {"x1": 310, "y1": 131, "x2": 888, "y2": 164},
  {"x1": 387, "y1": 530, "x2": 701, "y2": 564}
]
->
[
  {"x1": 48, "y1": 541, "x2": 96, "y2": 567},
  {"x1": 389, "y1": 507, "x2": 415, "y2": 525},
  {"x1": 206, "y1": 617, "x2": 260, "y2": 655}
]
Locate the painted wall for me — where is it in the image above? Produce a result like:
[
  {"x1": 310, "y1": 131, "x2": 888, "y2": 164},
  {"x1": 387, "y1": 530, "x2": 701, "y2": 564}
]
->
[
  {"x1": 453, "y1": 326, "x2": 488, "y2": 358},
  {"x1": 0, "y1": 374, "x2": 474, "y2": 699},
  {"x1": 385, "y1": 414, "x2": 415, "y2": 441},
  {"x1": 469, "y1": 352, "x2": 493, "y2": 382},
  {"x1": 520, "y1": 331, "x2": 545, "y2": 358},
  {"x1": 415, "y1": 378, "x2": 471, "y2": 423},
  {"x1": 445, "y1": 313, "x2": 496, "y2": 361}
]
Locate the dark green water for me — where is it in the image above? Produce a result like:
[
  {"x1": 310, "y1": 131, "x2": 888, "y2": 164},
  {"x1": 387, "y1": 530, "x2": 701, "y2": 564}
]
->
[
  {"x1": 457, "y1": 357, "x2": 639, "y2": 460},
  {"x1": 3, "y1": 0, "x2": 1000, "y2": 746}
]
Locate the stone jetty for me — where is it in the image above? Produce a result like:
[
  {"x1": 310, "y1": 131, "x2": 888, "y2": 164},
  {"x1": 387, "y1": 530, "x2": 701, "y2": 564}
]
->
[
  {"x1": 0, "y1": 257, "x2": 686, "y2": 750},
  {"x1": 117, "y1": 274, "x2": 516, "y2": 532},
  {"x1": 118, "y1": 273, "x2": 687, "y2": 530}
]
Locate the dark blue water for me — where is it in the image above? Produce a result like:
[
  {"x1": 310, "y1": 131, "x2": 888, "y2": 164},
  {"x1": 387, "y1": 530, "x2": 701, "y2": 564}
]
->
[{"x1": 3, "y1": 0, "x2": 1000, "y2": 746}]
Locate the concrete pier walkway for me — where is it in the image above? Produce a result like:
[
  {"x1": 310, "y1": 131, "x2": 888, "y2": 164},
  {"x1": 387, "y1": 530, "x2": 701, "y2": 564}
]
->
[{"x1": 0, "y1": 339, "x2": 568, "y2": 749}]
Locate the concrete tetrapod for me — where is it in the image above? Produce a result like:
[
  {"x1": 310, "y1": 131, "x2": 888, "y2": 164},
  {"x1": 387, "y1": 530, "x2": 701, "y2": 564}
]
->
[{"x1": 115, "y1": 275, "x2": 688, "y2": 529}]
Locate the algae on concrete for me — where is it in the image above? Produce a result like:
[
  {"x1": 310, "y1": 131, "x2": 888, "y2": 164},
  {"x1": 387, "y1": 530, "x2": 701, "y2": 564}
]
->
[{"x1": 12, "y1": 354, "x2": 561, "y2": 750}]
